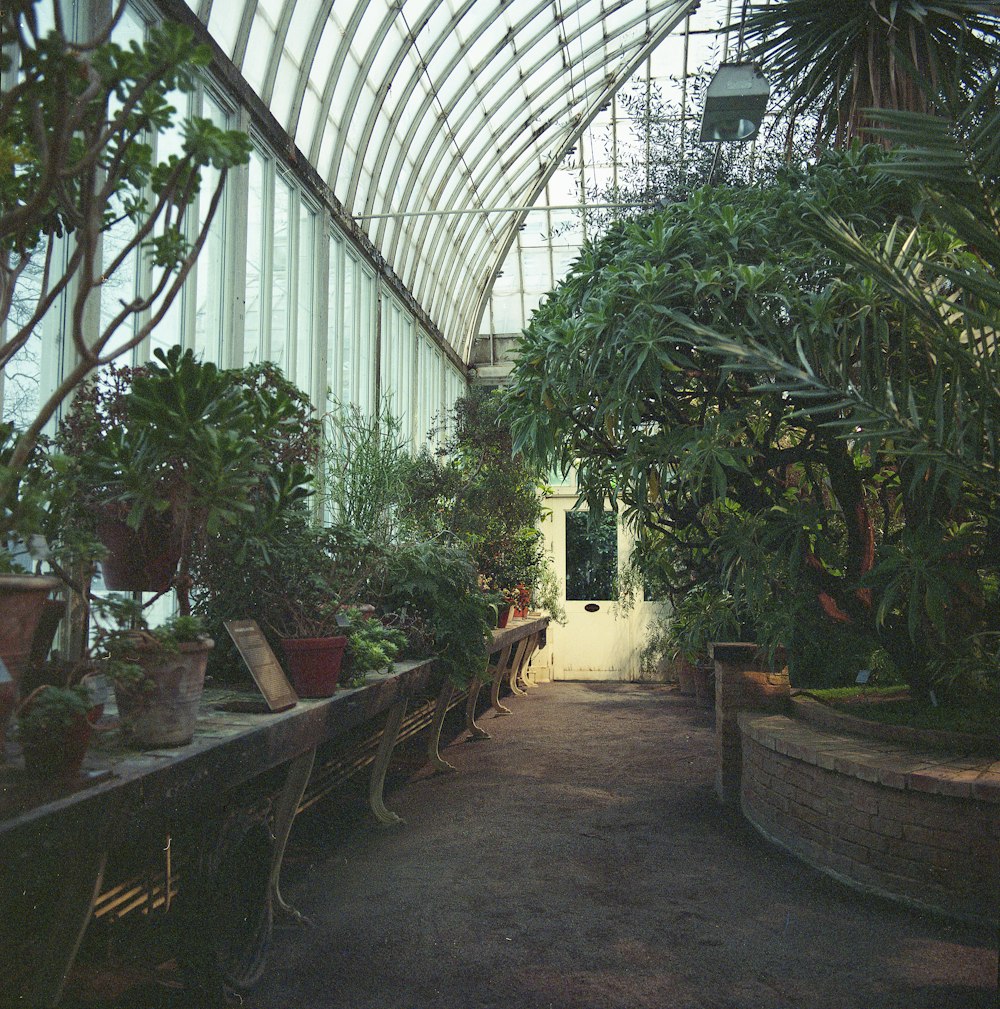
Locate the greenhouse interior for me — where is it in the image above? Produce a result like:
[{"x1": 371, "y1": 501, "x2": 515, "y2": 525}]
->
[{"x1": 3, "y1": 0, "x2": 1000, "y2": 1006}]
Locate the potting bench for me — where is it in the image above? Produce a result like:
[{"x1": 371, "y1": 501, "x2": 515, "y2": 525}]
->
[
  {"x1": 1, "y1": 617, "x2": 550, "y2": 1006},
  {"x1": 425, "y1": 615, "x2": 548, "y2": 772},
  {"x1": 0, "y1": 658, "x2": 436, "y2": 1007}
]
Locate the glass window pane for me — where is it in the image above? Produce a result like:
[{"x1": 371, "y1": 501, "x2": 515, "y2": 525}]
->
[
  {"x1": 193, "y1": 95, "x2": 228, "y2": 363},
  {"x1": 295, "y1": 203, "x2": 316, "y2": 393},
  {"x1": 270, "y1": 175, "x2": 292, "y2": 369},
  {"x1": 244, "y1": 150, "x2": 267, "y2": 364},
  {"x1": 566, "y1": 511, "x2": 618, "y2": 601}
]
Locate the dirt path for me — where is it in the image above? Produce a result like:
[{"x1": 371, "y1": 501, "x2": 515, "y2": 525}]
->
[{"x1": 245, "y1": 682, "x2": 995, "y2": 1009}]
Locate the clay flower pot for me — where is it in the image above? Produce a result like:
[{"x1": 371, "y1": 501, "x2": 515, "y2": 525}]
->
[
  {"x1": 280, "y1": 636, "x2": 348, "y2": 697},
  {"x1": 95, "y1": 506, "x2": 181, "y2": 592},
  {"x1": 115, "y1": 638, "x2": 214, "y2": 747}
]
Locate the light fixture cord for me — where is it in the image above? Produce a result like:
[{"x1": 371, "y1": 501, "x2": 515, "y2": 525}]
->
[{"x1": 736, "y1": 0, "x2": 750, "y2": 61}]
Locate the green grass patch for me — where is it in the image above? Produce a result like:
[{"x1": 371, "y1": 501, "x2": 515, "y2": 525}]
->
[
  {"x1": 808, "y1": 685, "x2": 909, "y2": 702},
  {"x1": 807, "y1": 686, "x2": 1000, "y2": 735}
]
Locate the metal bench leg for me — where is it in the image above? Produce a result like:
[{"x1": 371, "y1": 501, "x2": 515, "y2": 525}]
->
[
  {"x1": 507, "y1": 638, "x2": 530, "y2": 696},
  {"x1": 271, "y1": 747, "x2": 316, "y2": 924},
  {"x1": 426, "y1": 680, "x2": 457, "y2": 773},
  {"x1": 32, "y1": 844, "x2": 110, "y2": 1007},
  {"x1": 490, "y1": 644, "x2": 514, "y2": 716},
  {"x1": 518, "y1": 634, "x2": 542, "y2": 690},
  {"x1": 369, "y1": 697, "x2": 408, "y2": 825},
  {"x1": 465, "y1": 677, "x2": 491, "y2": 740}
]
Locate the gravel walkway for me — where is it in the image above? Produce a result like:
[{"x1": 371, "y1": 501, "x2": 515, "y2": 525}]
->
[{"x1": 245, "y1": 682, "x2": 996, "y2": 1009}]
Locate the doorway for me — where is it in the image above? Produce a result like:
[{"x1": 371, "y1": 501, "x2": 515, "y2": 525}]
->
[{"x1": 540, "y1": 480, "x2": 664, "y2": 681}]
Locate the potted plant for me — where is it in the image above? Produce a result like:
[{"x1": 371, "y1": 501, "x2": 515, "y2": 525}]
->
[
  {"x1": 100, "y1": 608, "x2": 214, "y2": 748},
  {"x1": 339, "y1": 608, "x2": 407, "y2": 689},
  {"x1": 272, "y1": 596, "x2": 349, "y2": 699},
  {"x1": 666, "y1": 587, "x2": 742, "y2": 709},
  {"x1": 57, "y1": 346, "x2": 262, "y2": 610},
  {"x1": 16, "y1": 684, "x2": 96, "y2": 778}
]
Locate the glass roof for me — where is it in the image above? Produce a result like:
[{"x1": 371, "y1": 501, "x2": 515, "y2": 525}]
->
[
  {"x1": 482, "y1": 0, "x2": 746, "y2": 345},
  {"x1": 184, "y1": 0, "x2": 700, "y2": 362}
]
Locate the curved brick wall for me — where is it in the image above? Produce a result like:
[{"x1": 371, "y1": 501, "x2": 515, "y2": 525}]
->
[{"x1": 739, "y1": 711, "x2": 1000, "y2": 924}]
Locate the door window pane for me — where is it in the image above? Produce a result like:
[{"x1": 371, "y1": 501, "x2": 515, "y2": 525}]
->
[{"x1": 566, "y1": 511, "x2": 618, "y2": 600}]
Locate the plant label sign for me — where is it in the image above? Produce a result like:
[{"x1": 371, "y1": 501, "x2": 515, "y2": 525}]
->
[{"x1": 223, "y1": 620, "x2": 298, "y2": 712}]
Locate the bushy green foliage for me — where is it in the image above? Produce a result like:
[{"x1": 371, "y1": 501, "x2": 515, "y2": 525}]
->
[
  {"x1": 17, "y1": 684, "x2": 90, "y2": 747},
  {"x1": 1, "y1": 5, "x2": 251, "y2": 483},
  {"x1": 381, "y1": 539, "x2": 493, "y2": 685},
  {"x1": 403, "y1": 389, "x2": 550, "y2": 598},
  {"x1": 507, "y1": 146, "x2": 1000, "y2": 701},
  {"x1": 340, "y1": 610, "x2": 407, "y2": 688}
]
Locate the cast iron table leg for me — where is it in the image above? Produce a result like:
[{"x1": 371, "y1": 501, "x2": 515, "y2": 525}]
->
[
  {"x1": 270, "y1": 747, "x2": 316, "y2": 924},
  {"x1": 465, "y1": 677, "x2": 491, "y2": 740},
  {"x1": 426, "y1": 680, "x2": 457, "y2": 773},
  {"x1": 517, "y1": 633, "x2": 542, "y2": 690},
  {"x1": 507, "y1": 638, "x2": 530, "y2": 696},
  {"x1": 31, "y1": 843, "x2": 111, "y2": 1006},
  {"x1": 369, "y1": 696, "x2": 408, "y2": 825},
  {"x1": 490, "y1": 643, "x2": 514, "y2": 716}
]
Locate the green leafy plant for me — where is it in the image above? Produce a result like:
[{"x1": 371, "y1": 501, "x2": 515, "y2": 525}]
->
[
  {"x1": 1, "y1": 3, "x2": 251, "y2": 487},
  {"x1": 57, "y1": 346, "x2": 271, "y2": 613},
  {"x1": 16, "y1": 684, "x2": 90, "y2": 747},
  {"x1": 323, "y1": 398, "x2": 409, "y2": 543},
  {"x1": 340, "y1": 609, "x2": 406, "y2": 688},
  {"x1": 507, "y1": 145, "x2": 1000, "y2": 701},
  {"x1": 92, "y1": 597, "x2": 209, "y2": 689},
  {"x1": 382, "y1": 539, "x2": 493, "y2": 685},
  {"x1": 741, "y1": 0, "x2": 1000, "y2": 149}
]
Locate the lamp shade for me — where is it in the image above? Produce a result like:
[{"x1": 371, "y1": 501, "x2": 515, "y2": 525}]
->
[{"x1": 699, "y1": 62, "x2": 770, "y2": 143}]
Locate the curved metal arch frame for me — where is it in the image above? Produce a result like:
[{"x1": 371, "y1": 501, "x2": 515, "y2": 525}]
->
[
  {"x1": 188, "y1": 0, "x2": 702, "y2": 360},
  {"x1": 371, "y1": 0, "x2": 576, "y2": 267},
  {"x1": 324, "y1": 4, "x2": 422, "y2": 199},
  {"x1": 375, "y1": 0, "x2": 634, "y2": 262},
  {"x1": 459, "y1": 2, "x2": 698, "y2": 360},
  {"x1": 307, "y1": 3, "x2": 376, "y2": 169},
  {"x1": 258, "y1": 0, "x2": 298, "y2": 107},
  {"x1": 414, "y1": 6, "x2": 679, "y2": 330},
  {"x1": 372, "y1": 0, "x2": 665, "y2": 328}
]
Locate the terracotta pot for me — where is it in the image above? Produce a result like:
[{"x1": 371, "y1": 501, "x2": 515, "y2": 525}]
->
[
  {"x1": 692, "y1": 662, "x2": 715, "y2": 709},
  {"x1": 497, "y1": 604, "x2": 512, "y2": 629},
  {"x1": 115, "y1": 638, "x2": 214, "y2": 747},
  {"x1": 676, "y1": 659, "x2": 696, "y2": 696},
  {"x1": 21, "y1": 712, "x2": 93, "y2": 779},
  {"x1": 95, "y1": 507, "x2": 181, "y2": 592},
  {"x1": 280, "y1": 635, "x2": 348, "y2": 697},
  {"x1": 0, "y1": 574, "x2": 62, "y2": 686}
]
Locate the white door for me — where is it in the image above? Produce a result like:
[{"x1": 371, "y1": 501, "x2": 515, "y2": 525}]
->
[{"x1": 541, "y1": 482, "x2": 663, "y2": 681}]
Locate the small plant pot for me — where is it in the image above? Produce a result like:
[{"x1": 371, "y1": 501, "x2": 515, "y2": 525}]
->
[
  {"x1": 21, "y1": 713, "x2": 93, "y2": 779},
  {"x1": 280, "y1": 636, "x2": 348, "y2": 698},
  {"x1": 497, "y1": 605, "x2": 513, "y2": 629},
  {"x1": 115, "y1": 639, "x2": 214, "y2": 747},
  {"x1": 95, "y1": 506, "x2": 181, "y2": 592}
]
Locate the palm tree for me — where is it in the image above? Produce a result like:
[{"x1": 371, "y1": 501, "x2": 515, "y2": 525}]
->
[{"x1": 742, "y1": 0, "x2": 1000, "y2": 147}]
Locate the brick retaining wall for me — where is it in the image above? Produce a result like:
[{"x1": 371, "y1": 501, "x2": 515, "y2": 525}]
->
[{"x1": 739, "y1": 712, "x2": 1000, "y2": 924}]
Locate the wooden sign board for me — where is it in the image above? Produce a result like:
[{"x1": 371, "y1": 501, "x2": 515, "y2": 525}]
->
[{"x1": 223, "y1": 620, "x2": 297, "y2": 713}]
